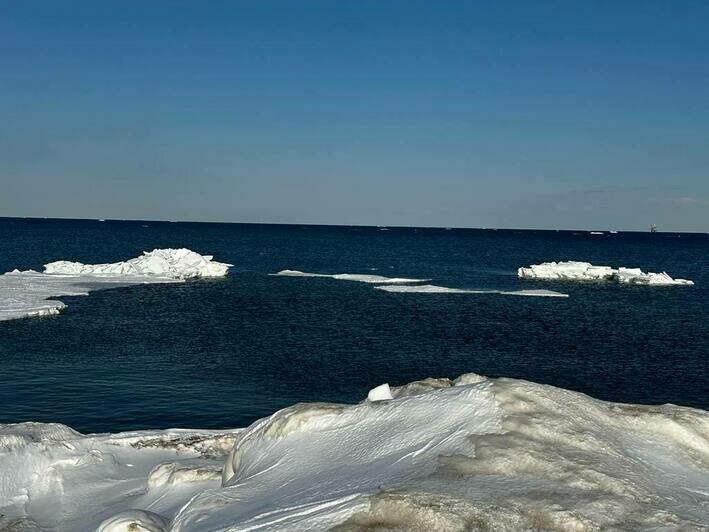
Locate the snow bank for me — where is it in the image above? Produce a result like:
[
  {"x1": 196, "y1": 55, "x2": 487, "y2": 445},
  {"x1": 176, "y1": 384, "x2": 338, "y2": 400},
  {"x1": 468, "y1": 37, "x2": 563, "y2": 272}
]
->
[
  {"x1": 376, "y1": 284, "x2": 569, "y2": 297},
  {"x1": 2, "y1": 374, "x2": 706, "y2": 531},
  {"x1": 0, "y1": 249, "x2": 231, "y2": 321},
  {"x1": 273, "y1": 270, "x2": 428, "y2": 284},
  {"x1": 518, "y1": 261, "x2": 694, "y2": 285}
]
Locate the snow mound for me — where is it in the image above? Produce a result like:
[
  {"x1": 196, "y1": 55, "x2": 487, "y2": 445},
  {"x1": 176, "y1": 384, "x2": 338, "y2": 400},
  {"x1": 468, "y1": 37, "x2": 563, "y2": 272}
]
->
[
  {"x1": 376, "y1": 284, "x2": 568, "y2": 297},
  {"x1": 273, "y1": 270, "x2": 428, "y2": 284},
  {"x1": 2, "y1": 374, "x2": 707, "y2": 531},
  {"x1": 518, "y1": 261, "x2": 694, "y2": 285},
  {"x1": 0, "y1": 249, "x2": 231, "y2": 321}
]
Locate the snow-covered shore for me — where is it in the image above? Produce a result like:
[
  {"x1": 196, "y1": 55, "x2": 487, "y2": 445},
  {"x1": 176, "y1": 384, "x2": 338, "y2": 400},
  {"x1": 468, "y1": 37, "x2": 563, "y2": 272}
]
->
[
  {"x1": 1, "y1": 373, "x2": 707, "y2": 531},
  {"x1": 0, "y1": 249, "x2": 231, "y2": 321},
  {"x1": 518, "y1": 261, "x2": 694, "y2": 285}
]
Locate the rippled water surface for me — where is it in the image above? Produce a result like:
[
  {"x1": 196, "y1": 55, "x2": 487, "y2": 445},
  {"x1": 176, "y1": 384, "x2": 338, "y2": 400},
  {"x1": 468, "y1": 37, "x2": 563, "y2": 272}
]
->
[{"x1": 1, "y1": 218, "x2": 707, "y2": 433}]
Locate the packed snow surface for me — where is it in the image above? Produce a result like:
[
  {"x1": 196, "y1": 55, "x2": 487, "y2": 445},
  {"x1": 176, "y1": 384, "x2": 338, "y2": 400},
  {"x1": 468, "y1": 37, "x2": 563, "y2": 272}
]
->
[
  {"x1": 273, "y1": 270, "x2": 428, "y2": 284},
  {"x1": 0, "y1": 249, "x2": 231, "y2": 321},
  {"x1": 518, "y1": 261, "x2": 694, "y2": 285},
  {"x1": 376, "y1": 284, "x2": 569, "y2": 297},
  {"x1": 2, "y1": 374, "x2": 707, "y2": 531}
]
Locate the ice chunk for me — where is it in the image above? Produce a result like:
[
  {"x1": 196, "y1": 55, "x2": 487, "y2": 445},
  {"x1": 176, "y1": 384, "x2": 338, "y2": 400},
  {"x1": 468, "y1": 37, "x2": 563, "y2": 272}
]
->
[
  {"x1": 367, "y1": 383, "x2": 393, "y2": 402},
  {"x1": 615, "y1": 267, "x2": 694, "y2": 285},
  {"x1": 0, "y1": 249, "x2": 232, "y2": 321},
  {"x1": 518, "y1": 261, "x2": 693, "y2": 285}
]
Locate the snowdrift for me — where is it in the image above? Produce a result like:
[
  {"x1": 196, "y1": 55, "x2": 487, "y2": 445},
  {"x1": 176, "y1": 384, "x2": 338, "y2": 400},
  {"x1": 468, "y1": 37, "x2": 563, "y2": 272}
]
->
[
  {"x1": 518, "y1": 261, "x2": 694, "y2": 285},
  {"x1": 0, "y1": 249, "x2": 231, "y2": 321},
  {"x1": 1, "y1": 374, "x2": 707, "y2": 531}
]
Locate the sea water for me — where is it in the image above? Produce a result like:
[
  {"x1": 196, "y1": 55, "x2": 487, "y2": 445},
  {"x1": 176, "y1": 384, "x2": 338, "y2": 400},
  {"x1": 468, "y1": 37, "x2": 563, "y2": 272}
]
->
[{"x1": 0, "y1": 217, "x2": 706, "y2": 433}]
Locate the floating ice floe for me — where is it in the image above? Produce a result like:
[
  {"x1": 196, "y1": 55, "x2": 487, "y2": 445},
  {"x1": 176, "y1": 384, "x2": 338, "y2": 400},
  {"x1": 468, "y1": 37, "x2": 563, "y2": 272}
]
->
[
  {"x1": 276, "y1": 272, "x2": 568, "y2": 298},
  {"x1": 273, "y1": 270, "x2": 428, "y2": 284},
  {"x1": 376, "y1": 284, "x2": 569, "y2": 297},
  {"x1": 518, "y1": 261, "x2": 694, "y2": 286},
  {"x1": 1, "y1": 373, "x2": 707, "y2": 531},
  {"x1": 0, "y1": 249, "x2": 232, "y2": 321}
]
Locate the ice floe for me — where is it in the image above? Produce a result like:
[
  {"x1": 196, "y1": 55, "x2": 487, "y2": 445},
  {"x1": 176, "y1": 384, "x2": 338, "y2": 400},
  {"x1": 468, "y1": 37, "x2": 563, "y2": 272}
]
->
[
  {"x1": 376, "y1": 284, "x2": 569, "y2": 297},
  {"x1": 273, "y1": 270, "x2": 428, "y2": 284},
  {"x1": 43, "y1": 248, "x2": 231, "y2": 279},
  {"x1": 0, "y1": 249, "x2": 231, "y2": 321},
  {"x1": 518, "y1": 261, "x2": 694, "y2": 285},
  {"x1": 2, "y1": 373, "x2": 706, "y2": 531}
]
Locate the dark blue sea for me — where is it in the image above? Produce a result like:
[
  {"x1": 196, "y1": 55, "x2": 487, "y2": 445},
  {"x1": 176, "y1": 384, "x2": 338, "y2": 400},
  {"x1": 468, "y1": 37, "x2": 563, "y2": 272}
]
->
[{"x1": 1, "y1": 217, "x2": 707, "y2": 433}]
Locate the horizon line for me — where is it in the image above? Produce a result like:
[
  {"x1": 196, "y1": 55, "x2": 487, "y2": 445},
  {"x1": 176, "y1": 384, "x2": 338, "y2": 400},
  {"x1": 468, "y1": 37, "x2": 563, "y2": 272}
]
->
[{"x1": 1, "y1": 215, "x2": 706, "y2": 235}]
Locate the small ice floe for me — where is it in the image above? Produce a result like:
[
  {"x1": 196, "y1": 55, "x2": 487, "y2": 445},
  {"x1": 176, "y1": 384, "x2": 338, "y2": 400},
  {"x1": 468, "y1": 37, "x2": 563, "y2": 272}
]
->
[
  {"x1": 518, "y1": 261, "x2": 693, "y2": 286},
  {"x1": 375, "y1": 284, "x2": 568, "y2": 297}
]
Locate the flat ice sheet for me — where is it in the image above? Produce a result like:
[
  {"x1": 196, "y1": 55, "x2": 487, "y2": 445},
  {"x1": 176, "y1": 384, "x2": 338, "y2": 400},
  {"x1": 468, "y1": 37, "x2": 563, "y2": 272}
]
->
[
  {"x1": 276, "y1": 272, "x2": 568, "y2": 298},
  {"x1": 376, "y1": 284, "x2": 569, "y2": 297},
  {"x1": 1, "y1": 373, "x2": 706, "y2": 531},
  {"x1": 273, "y1": 269, "x2": 428, "y2": 284},
  {"x1": 0, "y1": 249, "x2": 231, "y2": 321}
]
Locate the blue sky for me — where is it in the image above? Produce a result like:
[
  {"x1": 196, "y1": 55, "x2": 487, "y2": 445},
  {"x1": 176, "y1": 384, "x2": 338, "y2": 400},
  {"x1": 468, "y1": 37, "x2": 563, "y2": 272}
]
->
[{"x1": 1, "y1": 1, "x2": 707, "y2": 230}]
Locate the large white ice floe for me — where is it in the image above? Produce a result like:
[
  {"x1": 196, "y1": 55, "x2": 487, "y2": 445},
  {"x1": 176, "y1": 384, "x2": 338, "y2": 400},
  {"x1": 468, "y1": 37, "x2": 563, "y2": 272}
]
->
[
  {"x1": 2, "y1": 374, "x2": 707, "y2": 531},
  {"x1": 273, "y1": 269, "x2": 428, "y2": 284},
  {"x1": 0, "y1": 249, "x2": 231, "y2": 321},
  {"x1": 518, "y1": 261, "x2": 694, "y2": 285},
  {"x1": 43, "y1": 248, "x2": 231, "y2": 279}
]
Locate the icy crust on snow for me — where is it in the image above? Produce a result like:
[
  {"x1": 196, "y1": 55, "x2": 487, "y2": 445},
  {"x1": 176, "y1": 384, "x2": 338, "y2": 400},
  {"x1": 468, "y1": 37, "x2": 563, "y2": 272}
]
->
[
  {"x1": 273, "y1": 270, "x2": 428, "y2": 284},
  {"x1": 2, "y1": 375, "x2": 708, "y2": 531},
  {"x1": 376, "y1": 284, "x2": 569, "y2": 297},
  {"x1": 0, "y1": 249, "x2": 231, "y2": 321},
  {"x1": 518, "y1": 261, "x2": 694, "y2": 285}
]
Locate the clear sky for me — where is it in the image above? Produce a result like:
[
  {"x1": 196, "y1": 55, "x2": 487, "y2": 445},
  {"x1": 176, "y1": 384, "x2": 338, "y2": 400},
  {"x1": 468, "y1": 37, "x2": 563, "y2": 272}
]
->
[{"x1": 1, "y1": 1, "x2": 707, "y2": 231}]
